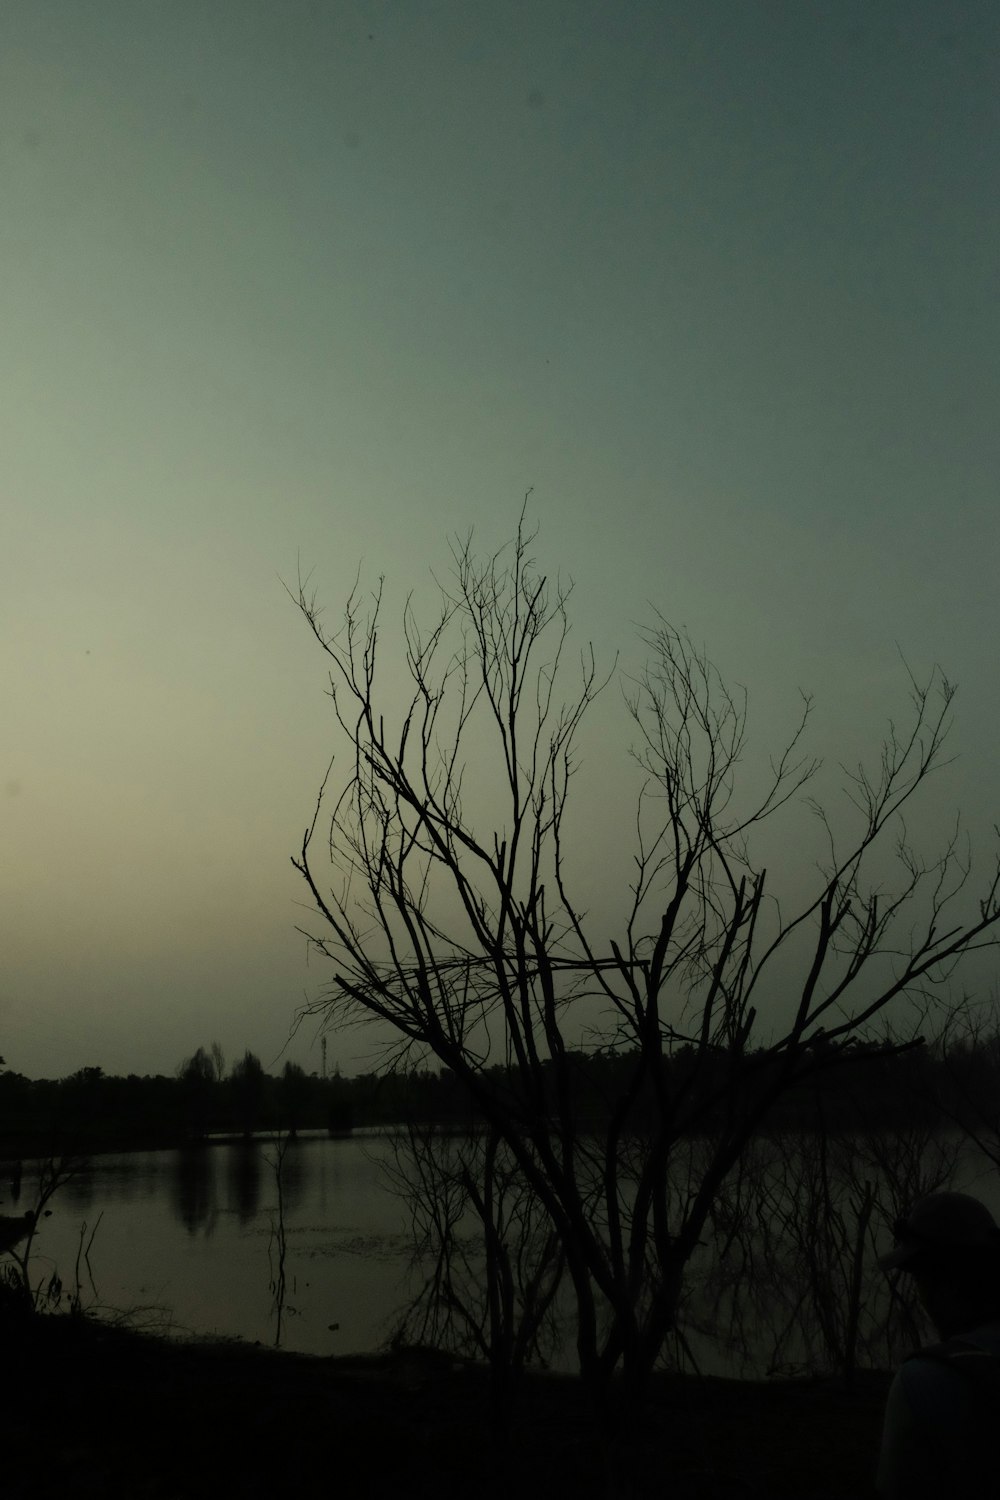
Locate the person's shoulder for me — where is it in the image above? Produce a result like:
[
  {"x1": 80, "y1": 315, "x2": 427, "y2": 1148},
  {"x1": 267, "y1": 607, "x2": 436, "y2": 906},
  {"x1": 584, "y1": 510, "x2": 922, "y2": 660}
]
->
[
  {"x1": 878, "y1": 1327, "x2": 1000, "y2": 1497},
  {"x1": 899, "y1": 1346, "x2": 971, "y2": 1428},
  {"x1": 915, "y1": 1320, "x2": 1000, "y2": 1369},
  {"x1": 878, "y1": 1365, "x2": 950, "y2": 1498},
  {"x1": 902, "y1": 1324, "x2": 1000, "y2": 1422}
]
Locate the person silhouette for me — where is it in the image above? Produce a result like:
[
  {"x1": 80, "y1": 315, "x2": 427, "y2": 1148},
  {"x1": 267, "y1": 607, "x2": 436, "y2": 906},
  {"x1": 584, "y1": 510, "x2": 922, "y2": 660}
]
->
[{"x1": 877, "y1": 1192, "x2": 1000, "y2": 1497}]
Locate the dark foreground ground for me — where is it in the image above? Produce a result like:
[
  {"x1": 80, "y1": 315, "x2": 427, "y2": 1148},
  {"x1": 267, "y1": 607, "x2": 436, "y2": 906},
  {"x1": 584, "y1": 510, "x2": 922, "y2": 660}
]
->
[{"x1": 3, "y1": 1315, "x2": 888, "y2": 1499}]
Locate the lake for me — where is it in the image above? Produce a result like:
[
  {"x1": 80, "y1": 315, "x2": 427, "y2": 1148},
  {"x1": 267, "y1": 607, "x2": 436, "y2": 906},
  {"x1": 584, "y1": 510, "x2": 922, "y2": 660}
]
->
[
  {"x1": 7, "y1": 1130, "x2": 998, "y2": 1373},
  {"x1": 7, "y1": 1133, "x2": 417, "y2": 1356}
]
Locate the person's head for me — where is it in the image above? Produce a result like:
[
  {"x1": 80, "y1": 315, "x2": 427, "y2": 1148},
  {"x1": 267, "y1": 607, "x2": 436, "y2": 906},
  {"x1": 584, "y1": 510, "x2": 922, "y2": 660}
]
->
[{"x1": 881, "y1": 1192, "x2": 1000, "y2": 1338}]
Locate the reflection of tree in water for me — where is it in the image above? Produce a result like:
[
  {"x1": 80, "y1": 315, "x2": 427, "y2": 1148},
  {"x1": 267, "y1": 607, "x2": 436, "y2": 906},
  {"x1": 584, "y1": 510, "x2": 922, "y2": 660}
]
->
[
  {"x1": 171, "y1": 1146, "x2": 216, "y2": 1236},
  {"x1": 6, "y1": 1159, "x2": 23, "y2": 1204},
  {"x1": 269, "y1": 1137, "x2": 307, "y2": 1219},
  {"x1": 227, "y1": 1142, "x2": 261, "y2": 1224},
  {"x1": 173, "y1": 1141, "x2": 312, "y2": 1234}
]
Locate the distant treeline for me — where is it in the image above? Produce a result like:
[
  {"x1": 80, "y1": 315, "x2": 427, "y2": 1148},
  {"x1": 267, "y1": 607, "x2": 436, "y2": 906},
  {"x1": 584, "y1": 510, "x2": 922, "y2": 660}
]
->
[{"x1": 0, "y1": 1033, "x2": 995, "y2": 1157}]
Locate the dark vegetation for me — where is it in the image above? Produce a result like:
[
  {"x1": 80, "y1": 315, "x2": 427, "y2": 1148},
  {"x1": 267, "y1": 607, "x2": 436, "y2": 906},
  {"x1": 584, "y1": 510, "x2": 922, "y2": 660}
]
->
[
  {"x1": 0, "y1": 1030, "x2": 993, "y2": 1157},
  {"x1": 0, "y1": 1048, "x2": 352, "y2": 1156}
]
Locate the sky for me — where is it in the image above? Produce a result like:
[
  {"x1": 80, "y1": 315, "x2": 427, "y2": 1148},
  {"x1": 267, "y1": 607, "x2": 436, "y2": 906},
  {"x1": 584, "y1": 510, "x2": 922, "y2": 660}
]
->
[{"x1": 3, "y1": 0, "x2": 998, "y2": 1080}]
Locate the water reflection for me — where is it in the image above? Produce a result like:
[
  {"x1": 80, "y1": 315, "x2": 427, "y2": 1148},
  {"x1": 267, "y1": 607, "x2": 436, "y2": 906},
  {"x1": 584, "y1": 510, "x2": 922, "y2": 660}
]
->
[
  {"x1": 11, "y1": 1135, "x2": 413, "y2": 1356},
  {"x1": 172, "y1": 1146, "x2": 216, "y2": 1236},
  {"x1": 161, "y1": 1139, "x2": 313, "y2": 1237},
  {"x1": 10, "y1": 1133, "x2": 1000, "y2": 1366},
  {"x1": 226, "y1": 1141, "x2": 262, "y2": 1223},
  {"x1": 266, "y1": 1136, "x2": 307, "y2": 1218}
]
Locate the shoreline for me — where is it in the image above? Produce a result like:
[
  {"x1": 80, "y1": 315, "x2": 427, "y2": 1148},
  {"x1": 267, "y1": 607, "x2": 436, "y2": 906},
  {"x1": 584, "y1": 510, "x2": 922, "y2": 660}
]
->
[{"x1": 0, "y1": 1126, "x2": 359, "y2": 1163}]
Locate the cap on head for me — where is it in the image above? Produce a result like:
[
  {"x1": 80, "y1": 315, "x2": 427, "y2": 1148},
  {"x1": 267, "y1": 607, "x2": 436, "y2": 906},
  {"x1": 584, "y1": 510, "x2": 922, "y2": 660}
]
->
[{"x1": 880, "y1": 1192, "x2": 1000, "y2": 1271}]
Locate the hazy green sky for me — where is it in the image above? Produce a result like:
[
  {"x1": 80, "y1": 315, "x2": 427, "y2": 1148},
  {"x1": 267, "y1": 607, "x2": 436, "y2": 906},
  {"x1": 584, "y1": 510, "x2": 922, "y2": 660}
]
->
[{"x1": 3, "y1": 1, "x2": 998, "y2": 1079}]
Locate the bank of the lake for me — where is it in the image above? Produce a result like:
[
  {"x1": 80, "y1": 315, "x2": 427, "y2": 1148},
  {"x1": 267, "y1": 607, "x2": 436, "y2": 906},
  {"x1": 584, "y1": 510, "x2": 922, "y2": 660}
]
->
[{"x1": 4, "y1": 1313, "x2": 887, "y2": 1499}]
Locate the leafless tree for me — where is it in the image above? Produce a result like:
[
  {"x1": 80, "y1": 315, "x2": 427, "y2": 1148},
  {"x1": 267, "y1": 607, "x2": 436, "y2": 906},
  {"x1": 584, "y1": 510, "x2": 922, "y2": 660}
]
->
[{"x1": 290, "y1": 514, "x2": 1000, "y2": 1430}]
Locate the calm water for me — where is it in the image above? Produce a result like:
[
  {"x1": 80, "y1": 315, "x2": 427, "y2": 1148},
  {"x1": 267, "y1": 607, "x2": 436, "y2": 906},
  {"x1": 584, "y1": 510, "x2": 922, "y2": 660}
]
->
[
  {"x1": 8, "y1": 1132, "x2": 999, "y2": 1370},
  {"x1": 8, "y1": 1133, "x2": 416, "y2": 1355}
]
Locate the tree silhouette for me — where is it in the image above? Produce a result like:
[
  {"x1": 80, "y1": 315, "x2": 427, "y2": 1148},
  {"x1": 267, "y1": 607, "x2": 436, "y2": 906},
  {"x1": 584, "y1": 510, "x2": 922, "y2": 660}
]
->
[
  {"x1": 229, "y1": 1051, "x2": 267, "y2": 1140},
  {"x1": 291, "y1": 516, "x2": 1000, "y2": 1435}
]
